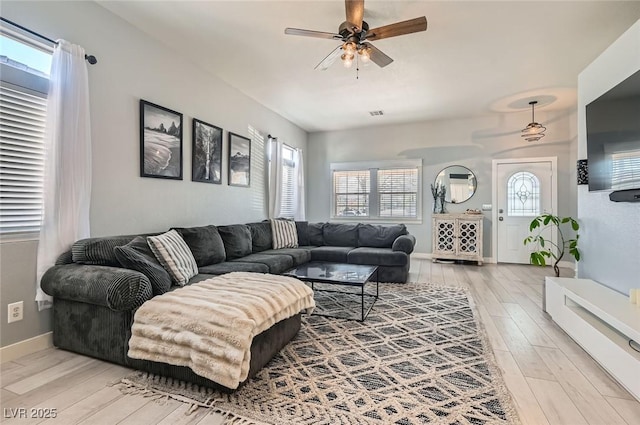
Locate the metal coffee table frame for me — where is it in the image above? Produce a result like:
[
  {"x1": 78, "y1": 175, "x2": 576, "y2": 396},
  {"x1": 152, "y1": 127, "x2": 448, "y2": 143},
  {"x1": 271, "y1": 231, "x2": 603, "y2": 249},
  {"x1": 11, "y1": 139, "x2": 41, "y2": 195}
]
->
[{"x1": 284, "y1": 262, "x2": 379, "y2": 322}]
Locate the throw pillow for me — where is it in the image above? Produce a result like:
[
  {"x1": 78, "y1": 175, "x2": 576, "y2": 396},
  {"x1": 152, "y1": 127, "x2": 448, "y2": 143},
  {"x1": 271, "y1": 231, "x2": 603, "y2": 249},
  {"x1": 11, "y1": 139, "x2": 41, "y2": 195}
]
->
[
  {"x1": 248, "y1": 221, "x2": 273, "y2": 253},
  {"x1": 172, "y1": 225, "x2": 226, "y2": 267},
  {"x1": 308, "y1": 222, "x2": 325, "y2": 246},
  {"x1": 147, "y1": 230, "x2": 198, "y2": 286},
  {"x1": 114, "y1": 236, "x2": 172, "y2": 295},
  {"x1": 218, "y1": 224, "x2": 253, "y2": 259},
  {"x1": 295, "y1": 221, "x2": 310, "y2": 246},
  {"x1": 271, "y1": 219, "x2": 299, "y2": 249}
]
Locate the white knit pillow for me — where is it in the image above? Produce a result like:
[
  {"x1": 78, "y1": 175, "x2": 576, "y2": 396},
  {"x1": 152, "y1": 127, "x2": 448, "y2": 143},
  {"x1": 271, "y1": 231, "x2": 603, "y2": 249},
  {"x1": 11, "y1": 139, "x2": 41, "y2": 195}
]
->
[
  {"x1": 271, "y1": 219, "x2": 299, "y2": 249},
  {"x1": 147, "y1": 230, "x2": 198, "y2": 286}
]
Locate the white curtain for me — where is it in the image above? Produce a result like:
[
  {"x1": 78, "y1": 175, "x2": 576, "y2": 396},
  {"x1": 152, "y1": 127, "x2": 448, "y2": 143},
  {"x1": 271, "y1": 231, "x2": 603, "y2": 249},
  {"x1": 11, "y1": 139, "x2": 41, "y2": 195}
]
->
[
  {"x1": 267, "y1": 137, "x2": 283, "y2": 218},
  {"x1": 293, "y1": 148, "x2": 305, "y2": 220},
  {"x1": 36, "y1": 40, "x2": 92, "y2": 310}
]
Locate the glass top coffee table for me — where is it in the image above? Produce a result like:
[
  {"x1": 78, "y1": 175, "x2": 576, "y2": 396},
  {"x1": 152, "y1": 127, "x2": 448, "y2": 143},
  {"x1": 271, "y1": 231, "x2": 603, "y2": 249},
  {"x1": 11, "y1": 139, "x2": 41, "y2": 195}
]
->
[{"x1": 283, "y1": 262, "x2": 379, "y2": 322}]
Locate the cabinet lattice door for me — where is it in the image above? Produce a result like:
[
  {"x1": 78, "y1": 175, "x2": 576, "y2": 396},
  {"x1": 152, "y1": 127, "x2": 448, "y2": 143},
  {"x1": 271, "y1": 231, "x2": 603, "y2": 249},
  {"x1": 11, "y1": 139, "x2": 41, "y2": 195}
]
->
[{"x1": 432, "y1": 214, "x2": 483, "y2": 265}]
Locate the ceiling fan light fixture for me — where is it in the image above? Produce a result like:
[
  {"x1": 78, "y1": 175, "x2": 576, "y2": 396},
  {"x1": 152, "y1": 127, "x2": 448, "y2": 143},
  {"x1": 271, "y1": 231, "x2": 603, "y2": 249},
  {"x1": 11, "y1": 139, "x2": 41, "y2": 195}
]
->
[
  {"x1": 342, "y1": 41, "x2": 357, "y2": 55},
  {"x1": 358, "y1": 46, "x2": 371, "y2": 63},
  {"x1": 341, "y1": 53, "x2": 354, "y2": 68},
  {"x1": 521, "y1": 101, "x2": 546, "y2": 142}
]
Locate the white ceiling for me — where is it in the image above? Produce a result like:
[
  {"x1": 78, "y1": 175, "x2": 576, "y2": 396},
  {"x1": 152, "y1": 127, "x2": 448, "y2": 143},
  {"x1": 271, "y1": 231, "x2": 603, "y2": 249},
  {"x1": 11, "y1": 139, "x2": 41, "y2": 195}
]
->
[{"x1": 99, "y1": 1, "x2": 640, "y2": 132}]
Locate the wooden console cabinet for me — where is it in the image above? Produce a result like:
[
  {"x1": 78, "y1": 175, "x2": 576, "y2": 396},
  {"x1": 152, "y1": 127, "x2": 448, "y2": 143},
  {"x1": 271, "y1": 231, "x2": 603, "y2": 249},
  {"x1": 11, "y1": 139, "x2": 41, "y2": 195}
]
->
[{"x1": 432, "y1": 213, "x2": 483, "y2": 265}]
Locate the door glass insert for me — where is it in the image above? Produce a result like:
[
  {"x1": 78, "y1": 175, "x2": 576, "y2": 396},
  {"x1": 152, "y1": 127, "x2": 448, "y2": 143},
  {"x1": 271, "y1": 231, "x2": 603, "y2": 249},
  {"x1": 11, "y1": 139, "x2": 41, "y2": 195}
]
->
[{"x1": 507, "y1": 171, "x2": 540, "y2": 216}]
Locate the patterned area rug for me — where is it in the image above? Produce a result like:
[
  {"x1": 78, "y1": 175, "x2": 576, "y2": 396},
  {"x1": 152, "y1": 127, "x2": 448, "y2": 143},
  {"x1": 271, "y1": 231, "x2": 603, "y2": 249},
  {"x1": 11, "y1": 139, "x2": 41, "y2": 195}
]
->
[{"x1": 118, "y1": 283, "x2": 520, "y2": 425}]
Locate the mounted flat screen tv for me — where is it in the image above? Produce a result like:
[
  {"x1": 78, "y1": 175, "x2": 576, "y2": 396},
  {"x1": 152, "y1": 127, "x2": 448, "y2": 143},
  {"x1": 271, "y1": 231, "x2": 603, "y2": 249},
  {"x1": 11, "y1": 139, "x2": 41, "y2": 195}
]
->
[{"x1": 586, "y1": 69, "x2": 640, "y2": 192}]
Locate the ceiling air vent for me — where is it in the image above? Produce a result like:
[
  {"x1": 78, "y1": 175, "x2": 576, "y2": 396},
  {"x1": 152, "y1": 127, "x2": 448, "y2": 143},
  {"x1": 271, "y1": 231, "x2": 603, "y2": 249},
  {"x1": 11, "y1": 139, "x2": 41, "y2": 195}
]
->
[{"x1": 369, "y1": 110, "x2": 384, "y2": 116}]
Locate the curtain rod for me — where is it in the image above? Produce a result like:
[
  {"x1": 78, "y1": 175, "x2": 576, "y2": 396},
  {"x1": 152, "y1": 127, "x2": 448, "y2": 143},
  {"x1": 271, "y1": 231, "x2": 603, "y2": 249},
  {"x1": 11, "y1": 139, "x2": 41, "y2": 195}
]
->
[
  {"x1": 0, "y1": 17, "x2": 98, "y2": 65},
  {"x1": 268, "y1": 135, "x2": 301, "y2": 152}
]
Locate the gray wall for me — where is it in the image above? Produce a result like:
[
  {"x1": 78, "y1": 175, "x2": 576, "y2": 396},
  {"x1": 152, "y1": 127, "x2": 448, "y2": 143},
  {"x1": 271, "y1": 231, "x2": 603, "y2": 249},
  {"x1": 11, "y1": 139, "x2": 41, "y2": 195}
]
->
[
  {"x1": 307, "y1": 109, "x2": 577, "y2": 257},
  {"x1": 577, "y1": 20, "x2": 640, "y2": 295},
  {"x1": 0, "y1": 1, "x2": 307, "y2": 347}
]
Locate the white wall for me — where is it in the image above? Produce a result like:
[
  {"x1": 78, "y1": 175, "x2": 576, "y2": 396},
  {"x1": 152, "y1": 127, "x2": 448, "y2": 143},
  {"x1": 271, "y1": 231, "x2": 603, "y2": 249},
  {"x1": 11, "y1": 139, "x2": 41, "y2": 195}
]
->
[
  {"x1": 307, "y1": 108, "x2": 577, "y2": 257},
  {"x1": 0, "y1": 1, "x2": 307, "y2": 347},
  {"x1": 577, "y1": 19, "x2": 640, "y2": 295}
]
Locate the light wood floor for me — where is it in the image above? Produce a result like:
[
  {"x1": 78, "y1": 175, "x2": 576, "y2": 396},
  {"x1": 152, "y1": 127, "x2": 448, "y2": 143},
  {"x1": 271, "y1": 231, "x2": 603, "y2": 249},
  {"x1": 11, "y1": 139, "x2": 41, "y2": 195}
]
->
[{"x1": 1, "y1": 260, "x2": 639, "y2": 424}]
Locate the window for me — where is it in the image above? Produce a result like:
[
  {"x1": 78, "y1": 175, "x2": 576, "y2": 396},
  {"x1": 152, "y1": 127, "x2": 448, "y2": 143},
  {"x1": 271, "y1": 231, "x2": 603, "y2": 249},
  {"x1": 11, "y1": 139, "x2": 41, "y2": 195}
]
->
[
  {"x1": 507, "y1": 171, "x2": 540, "y2": 217},
  {"x1": 248, "y1": 125, "x2": 265, "y2": 214},
  {"x1": 333, "y1": 170, "x2": 371, "y2": 217},
  {"x1": 331, "y1": 160, "x2": 421, "y2": 221},
  {"x1": 279, "y1": 145, "x2": 296, "y2": 218},
  {"x1": 378, "y1": 168, "x2": 418, "y2": 218},
  {"x1": 0, "y1": 31, "x2": 52, "y2": 235}
]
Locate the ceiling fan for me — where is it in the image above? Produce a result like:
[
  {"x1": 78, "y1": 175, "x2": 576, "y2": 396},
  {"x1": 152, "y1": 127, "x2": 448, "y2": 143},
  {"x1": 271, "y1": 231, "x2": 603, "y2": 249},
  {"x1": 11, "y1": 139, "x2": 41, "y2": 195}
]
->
[{"x1": 284, "y1": 0, "x2": 427, "y2": 70}]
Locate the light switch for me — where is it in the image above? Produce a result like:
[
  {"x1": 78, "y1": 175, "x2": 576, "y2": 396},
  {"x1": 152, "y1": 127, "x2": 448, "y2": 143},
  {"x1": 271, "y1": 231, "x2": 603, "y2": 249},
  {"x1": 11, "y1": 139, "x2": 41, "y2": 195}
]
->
[{"x1": 482, "y1": 204, "x2": 492, "y2": 211}]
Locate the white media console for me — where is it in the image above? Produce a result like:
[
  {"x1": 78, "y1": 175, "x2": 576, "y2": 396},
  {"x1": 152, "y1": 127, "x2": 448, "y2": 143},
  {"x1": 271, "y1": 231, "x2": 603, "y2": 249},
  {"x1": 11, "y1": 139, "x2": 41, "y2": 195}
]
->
[{"x1": 545, "y1": 277, "x2": 640, "y2": 401}]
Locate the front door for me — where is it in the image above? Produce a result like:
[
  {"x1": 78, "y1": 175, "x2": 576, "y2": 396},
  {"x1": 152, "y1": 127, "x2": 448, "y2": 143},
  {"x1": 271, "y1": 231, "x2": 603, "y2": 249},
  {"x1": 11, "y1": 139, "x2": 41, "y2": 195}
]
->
[{"x1": 496, "y1": 160, "x2": 555, "y2": 264}]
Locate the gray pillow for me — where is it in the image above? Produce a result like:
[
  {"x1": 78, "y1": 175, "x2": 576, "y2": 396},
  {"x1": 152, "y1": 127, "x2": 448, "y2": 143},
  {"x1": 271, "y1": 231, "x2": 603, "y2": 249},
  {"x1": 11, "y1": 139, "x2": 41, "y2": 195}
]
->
[
  {"x1": 323, "y1": 223, "x2": 359, "y2": 247},
  {"x1": 248, "y1": 222, "x2": 272, "y2": 253},
  {"x1": 295, "y1": 221, "x2": 310, "y2": 246},
  {"x1": 308, "y1": 222, "x2": 325, "y2": 246},
  {"x1": 114, "y1": 236, "x2": 171, "y2": 295},
  {"x1": 173, "y1": 225, "x2": 226, "y2": 266},
  {"x1": 358, "y1": 224, "x2": 408, "y2": 248},
  {"x1": 218, "y1": 224, "x2": 252, "y2": 259}
]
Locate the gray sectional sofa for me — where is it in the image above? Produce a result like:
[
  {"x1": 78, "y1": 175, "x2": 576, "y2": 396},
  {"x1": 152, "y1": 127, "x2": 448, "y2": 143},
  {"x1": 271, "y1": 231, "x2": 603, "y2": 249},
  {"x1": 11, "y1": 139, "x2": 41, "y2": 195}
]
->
[{"x1": 41, "y1": 221, "x2": 415, "y2": 390}]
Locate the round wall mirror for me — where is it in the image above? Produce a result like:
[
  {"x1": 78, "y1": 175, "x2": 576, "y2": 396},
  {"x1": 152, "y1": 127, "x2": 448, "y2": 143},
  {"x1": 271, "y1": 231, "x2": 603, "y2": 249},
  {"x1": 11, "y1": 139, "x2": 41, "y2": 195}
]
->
[{"x1": 434, "y1": 165, "x2": 477, "y2": 203}]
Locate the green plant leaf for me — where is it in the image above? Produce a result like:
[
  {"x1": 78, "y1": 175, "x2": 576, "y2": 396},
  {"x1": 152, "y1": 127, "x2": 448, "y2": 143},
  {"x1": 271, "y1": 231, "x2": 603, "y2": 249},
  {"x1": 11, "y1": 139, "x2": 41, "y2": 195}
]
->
[
  {"x1": 530, "y1": 220, "x2": 540, "y2": 231},
  {"x1": 543, "y1": 216, "x2": 551, "y2": 225},
  {"x1": 571, "y1": 220, "x2": 579, "y2": 231},
  {"x1": 539, "y1": 238, "x2": 545, "y2": 248},
  {"x1": 561, "y1": 217, "x2": 570, "y2": 223}
]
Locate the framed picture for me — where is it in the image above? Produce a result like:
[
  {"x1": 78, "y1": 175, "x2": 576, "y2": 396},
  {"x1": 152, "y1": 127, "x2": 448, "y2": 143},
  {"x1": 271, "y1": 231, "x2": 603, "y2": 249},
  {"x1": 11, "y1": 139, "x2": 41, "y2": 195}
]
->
[
  {"x1": 192, "y1": 119, "x2": 223, "y2": 184},
  {"x1": 140, "y1": 100, "x2": 183, "y2": 179},
  {"x1": 228, "y1": 132, "x2": 251, "y2": 187}
]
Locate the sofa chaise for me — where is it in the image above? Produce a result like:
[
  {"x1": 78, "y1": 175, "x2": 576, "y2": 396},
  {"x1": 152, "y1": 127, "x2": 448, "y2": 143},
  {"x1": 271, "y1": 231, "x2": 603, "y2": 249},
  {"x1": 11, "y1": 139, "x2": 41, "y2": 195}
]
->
[{"x1": 41, "y1": 221, "x2": 415, "y2": 390}]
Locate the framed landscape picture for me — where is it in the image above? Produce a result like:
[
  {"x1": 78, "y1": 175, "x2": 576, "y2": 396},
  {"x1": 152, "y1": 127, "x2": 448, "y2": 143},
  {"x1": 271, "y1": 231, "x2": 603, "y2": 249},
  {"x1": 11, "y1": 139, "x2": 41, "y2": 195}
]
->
[
  {"x1": 140, "y1": 100, "x2": 183, "y2": 179},
  {"x1": 228, "y1": 132, "x2": 251, "y2": 187},
  {"x1": 192, "y1": 119, "x2": 222, "y2": 184}
]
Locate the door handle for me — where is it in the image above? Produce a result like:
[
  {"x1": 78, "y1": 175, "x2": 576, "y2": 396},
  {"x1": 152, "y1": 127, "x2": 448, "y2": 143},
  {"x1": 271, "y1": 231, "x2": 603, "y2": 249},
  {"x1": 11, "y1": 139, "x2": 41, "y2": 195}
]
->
[
  {"x1": 499, "y1": 217, "x2": 504, "y2": 221},
  {"x1": 499, "y1": 209, "x2": 504, "y2": 213}
]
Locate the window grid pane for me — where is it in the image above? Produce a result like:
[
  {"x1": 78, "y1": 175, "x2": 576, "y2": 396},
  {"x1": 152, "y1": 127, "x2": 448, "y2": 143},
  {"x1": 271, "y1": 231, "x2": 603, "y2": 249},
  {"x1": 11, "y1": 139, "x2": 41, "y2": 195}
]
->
[
  {"x1": 0, "y1": 85, "x2": 46, "y2": 233},
  {"x1": 507, "y1": 171, "x2": 540, "y2": 217},
  {"x1": 333, "y1": 170, "x2": 370, "y2": 217},
  {"x1": 378, "y1": 168, "x2": 418, "y2": 218}
]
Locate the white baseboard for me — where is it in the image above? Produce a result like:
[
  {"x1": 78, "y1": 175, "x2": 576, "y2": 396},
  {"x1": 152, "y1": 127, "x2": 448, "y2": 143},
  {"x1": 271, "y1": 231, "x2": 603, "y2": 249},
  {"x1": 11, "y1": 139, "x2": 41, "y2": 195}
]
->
[
  {"x1": 412, "y1": 253, "x2": 495, "y2": 264},
  {"x1": 0, "y1": 332, "x2": 53, "y2": 363}
]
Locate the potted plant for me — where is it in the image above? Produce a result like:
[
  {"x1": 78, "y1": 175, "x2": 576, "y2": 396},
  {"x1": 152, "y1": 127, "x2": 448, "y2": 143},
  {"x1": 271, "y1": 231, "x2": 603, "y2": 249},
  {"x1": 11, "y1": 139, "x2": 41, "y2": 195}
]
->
[{"x1": 523, "y1": 214, "x2": 580, "y2": 277}]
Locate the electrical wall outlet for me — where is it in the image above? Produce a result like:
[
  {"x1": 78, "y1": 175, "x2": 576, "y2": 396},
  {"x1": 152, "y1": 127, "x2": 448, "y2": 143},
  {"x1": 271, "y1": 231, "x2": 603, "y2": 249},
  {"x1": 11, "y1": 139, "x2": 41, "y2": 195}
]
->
[{"x1": 8, "y1": 301, "x2": 23, "y2": 323}]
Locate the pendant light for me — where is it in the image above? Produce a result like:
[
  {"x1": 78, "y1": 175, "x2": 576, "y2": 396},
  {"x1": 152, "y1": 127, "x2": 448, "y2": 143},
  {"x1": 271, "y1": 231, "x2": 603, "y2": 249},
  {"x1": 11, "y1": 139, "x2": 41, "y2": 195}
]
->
[{"x1": 521, "y1": 101, "x2": 546, "y2": 142}]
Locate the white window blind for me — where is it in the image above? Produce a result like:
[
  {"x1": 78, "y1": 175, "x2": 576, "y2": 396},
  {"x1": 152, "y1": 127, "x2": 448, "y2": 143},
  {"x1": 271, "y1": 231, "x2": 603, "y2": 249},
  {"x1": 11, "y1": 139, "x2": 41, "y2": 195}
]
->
[
  {"x1": 0, "y1": 85, "x2": 46, "y2": 234},
  {"x1": 248, "y1": 125, "x2": 266, "y2": 214},
  {"x1": 279, "y1": 145, "x2": 296, "y2": 218},
  {"x1": 333, "y1": 170, "x2": 371, "y2": 217},
  {"x1": 378, "y1": 168, "x2": 418, "y2": 218}
]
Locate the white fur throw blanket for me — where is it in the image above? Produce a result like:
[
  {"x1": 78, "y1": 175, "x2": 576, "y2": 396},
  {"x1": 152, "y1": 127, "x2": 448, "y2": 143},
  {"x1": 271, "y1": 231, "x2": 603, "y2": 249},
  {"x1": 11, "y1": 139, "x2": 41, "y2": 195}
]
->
[{"x1": 127, "y1": 272, "x2": 315, "y2": 389}]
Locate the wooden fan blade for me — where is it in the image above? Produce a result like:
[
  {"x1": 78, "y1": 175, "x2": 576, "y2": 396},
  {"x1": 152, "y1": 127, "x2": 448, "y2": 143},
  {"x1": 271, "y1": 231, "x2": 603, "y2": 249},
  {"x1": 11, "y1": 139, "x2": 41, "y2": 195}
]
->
[
  {"x1": 345, "y1": 0, "x2": 364, "y2": 31},
  {"x1": 366, "y1": 16, "x2": 427, "y2": 41},
  {"x1": 362, "y1": 42, "x2": 393, "y2": 67},
  {"x1": 285, "y1": 28, "x2": 342, "y2": 40},
  {"x1": 315, "y1": 45, "x2": 343, "y2": 70}
]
